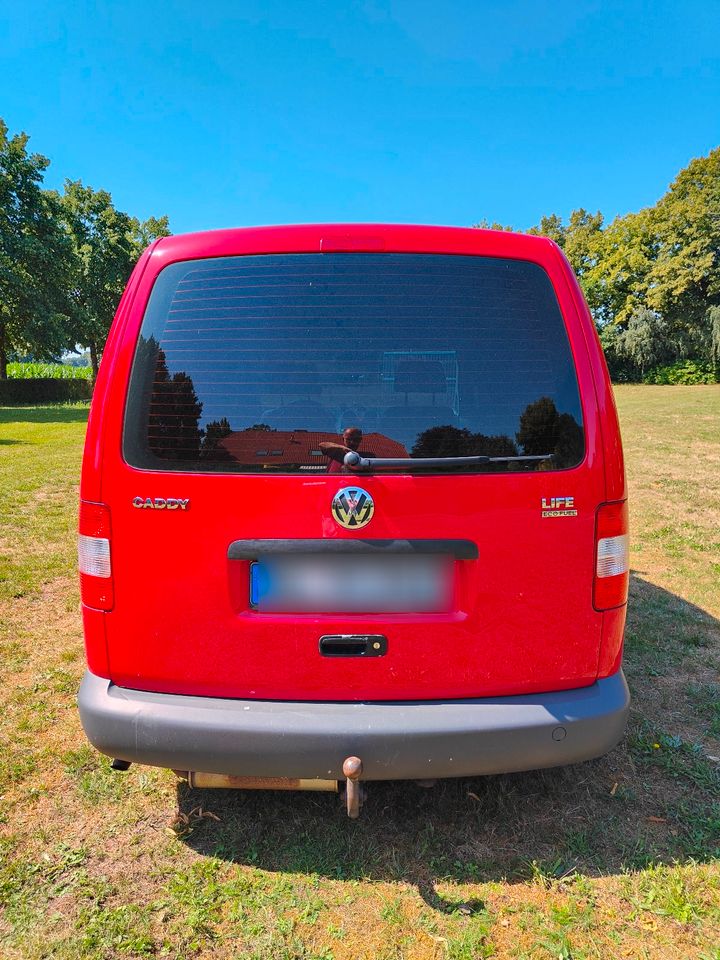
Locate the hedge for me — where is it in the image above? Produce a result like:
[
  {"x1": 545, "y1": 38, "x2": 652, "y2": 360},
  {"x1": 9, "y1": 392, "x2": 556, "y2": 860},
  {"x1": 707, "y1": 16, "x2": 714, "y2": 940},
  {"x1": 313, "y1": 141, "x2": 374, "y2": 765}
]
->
[
  {"x1": 0, "y1": 378, "x2": 93, "y2": 404},
  {"x1": 642, "y1": 360, "x2": 718, "y2": 385}
]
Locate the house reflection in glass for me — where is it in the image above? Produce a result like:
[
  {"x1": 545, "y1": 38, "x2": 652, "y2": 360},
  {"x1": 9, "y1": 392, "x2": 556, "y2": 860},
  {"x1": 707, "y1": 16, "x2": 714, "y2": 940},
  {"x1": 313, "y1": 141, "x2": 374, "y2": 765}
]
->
[{"x1": 210, "y1": 428, "x2": 408, "y2": 471}]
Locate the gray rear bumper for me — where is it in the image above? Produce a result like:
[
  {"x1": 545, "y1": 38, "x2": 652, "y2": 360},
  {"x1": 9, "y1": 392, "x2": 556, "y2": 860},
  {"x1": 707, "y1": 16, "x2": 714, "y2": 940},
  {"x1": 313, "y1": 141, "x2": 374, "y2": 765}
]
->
[{"x1": 78, "y1": 669, "x2": 629, "y2": 781}]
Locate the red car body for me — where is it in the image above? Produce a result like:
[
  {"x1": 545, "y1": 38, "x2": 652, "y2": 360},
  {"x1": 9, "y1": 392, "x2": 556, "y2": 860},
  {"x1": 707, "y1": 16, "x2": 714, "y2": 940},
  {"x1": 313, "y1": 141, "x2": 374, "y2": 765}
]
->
[{"x1": 78, "y1": 225, "x2": 629, "y2": 800}]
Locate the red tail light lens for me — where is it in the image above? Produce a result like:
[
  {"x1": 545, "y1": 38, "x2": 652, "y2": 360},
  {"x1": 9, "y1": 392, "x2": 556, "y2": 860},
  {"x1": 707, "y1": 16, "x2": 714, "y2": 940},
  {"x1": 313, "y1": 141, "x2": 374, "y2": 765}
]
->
[
  {"x1": 79, "y1": 501, "x2": 113, "y2": 610},
  {"x1": 594, "y1": 500, "x2": 629, "y2": 610}
]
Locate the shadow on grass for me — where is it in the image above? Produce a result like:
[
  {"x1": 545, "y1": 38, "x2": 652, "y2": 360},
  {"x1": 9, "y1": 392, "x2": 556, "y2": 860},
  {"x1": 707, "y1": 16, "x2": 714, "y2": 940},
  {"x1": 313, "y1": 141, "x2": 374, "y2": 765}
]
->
[
  {"x1": 174, "y1": 574, "x2": 719, "y2": 901},
  {"x1": 0, "y1": 404, "x2": 90, "y2": 425}
]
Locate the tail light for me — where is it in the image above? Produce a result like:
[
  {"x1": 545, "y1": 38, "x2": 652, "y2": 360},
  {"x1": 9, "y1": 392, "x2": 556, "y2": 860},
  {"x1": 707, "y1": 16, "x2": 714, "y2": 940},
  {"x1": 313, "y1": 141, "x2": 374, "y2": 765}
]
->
[
  {"x1": 594, "y1": 500, "x2": 629, "y2": 610},
  {"x1": 78, "y1": 501, "x2": 113, "y2": 610}
]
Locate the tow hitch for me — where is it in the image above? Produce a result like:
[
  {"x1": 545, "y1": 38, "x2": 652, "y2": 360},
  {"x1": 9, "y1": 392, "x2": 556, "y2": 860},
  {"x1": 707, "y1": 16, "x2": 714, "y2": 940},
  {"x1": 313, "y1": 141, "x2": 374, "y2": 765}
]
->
[{"x1": 342, "y1": 756, "x2": 364, "y2": 819}]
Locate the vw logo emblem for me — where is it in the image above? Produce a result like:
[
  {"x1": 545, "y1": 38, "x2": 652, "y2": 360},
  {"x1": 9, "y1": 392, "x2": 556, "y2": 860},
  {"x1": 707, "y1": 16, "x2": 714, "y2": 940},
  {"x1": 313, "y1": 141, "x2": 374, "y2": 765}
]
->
[{"x1": 331, "y1": 487, "x2": 374, "y2": 530}]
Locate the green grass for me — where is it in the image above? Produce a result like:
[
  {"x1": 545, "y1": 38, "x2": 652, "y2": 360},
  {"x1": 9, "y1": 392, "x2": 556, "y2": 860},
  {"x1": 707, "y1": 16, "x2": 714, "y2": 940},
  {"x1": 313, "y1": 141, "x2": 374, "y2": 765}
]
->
[
  {"x1": 0, "y1": 386, "x2": 719, "y2": 959},
  {"x1": 687, "y1": 682, "x2": 720, "y2": 738},
  {"x1": 0, "y1": 403, "x2": 89, "y2": 604}
]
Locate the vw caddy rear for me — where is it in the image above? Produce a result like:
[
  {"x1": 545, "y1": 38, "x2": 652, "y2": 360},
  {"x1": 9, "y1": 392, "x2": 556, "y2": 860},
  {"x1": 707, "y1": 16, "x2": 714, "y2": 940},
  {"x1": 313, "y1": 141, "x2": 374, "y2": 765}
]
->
[{"x1": 78, "y1": 225, "x2": 629, "y2": 816}]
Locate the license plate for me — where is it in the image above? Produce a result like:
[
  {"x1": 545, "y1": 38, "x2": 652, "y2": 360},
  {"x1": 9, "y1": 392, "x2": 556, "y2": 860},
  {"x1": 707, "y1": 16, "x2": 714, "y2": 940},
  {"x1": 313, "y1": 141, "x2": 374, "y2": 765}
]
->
[{"x1": 250, "y1": 555, "x2": 452, "y2": 613}]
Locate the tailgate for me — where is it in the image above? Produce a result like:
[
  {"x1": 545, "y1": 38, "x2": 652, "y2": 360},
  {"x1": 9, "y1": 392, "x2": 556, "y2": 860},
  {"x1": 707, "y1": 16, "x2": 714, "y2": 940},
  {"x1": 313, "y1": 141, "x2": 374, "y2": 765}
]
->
[{"x1": 102, "y1": 248, "x2": 603, "y2": 701}]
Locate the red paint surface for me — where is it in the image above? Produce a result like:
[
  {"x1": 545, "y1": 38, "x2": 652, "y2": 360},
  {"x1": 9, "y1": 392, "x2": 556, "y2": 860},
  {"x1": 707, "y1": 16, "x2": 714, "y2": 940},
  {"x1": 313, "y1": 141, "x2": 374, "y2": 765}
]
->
[{"x1": 80, "y1": 225, "x2": 627, "y2": 701}]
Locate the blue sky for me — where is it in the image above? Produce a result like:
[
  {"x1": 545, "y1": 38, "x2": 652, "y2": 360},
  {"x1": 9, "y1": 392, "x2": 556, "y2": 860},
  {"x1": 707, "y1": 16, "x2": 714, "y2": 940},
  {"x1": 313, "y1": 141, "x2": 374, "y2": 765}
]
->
[{"x1": 1, "y1": 1, "x2": 718, "y2": 234}]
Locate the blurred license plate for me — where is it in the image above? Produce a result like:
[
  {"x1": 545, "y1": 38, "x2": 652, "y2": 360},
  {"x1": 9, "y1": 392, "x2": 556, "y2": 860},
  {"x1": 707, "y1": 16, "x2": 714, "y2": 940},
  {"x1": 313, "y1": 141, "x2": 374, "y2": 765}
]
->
[{"x1": 250, "y1": 556, "x2": 452, "y2": 613}]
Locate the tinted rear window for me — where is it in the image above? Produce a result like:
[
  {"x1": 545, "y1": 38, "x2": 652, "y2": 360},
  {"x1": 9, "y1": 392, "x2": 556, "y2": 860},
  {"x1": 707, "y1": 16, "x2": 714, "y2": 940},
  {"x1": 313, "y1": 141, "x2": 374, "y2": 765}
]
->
[{"x1": 123, "y1": 253, "x2": 585, "y2": 473}]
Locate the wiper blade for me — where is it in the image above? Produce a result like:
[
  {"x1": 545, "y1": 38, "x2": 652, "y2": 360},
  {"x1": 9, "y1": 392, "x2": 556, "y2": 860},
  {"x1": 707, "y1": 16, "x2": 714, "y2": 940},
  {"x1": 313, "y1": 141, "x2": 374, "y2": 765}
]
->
[{"x1": 343, "y1": 451, "x2": 553, "y2": 473}]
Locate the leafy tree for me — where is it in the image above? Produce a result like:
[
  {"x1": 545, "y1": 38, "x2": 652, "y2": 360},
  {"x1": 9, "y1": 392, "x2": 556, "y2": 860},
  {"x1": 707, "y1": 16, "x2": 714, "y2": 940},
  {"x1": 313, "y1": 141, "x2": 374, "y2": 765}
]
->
[
  {"x1": 583, "y1": 149, "x2": 719, "y2": 371},
  {"x1": 480, "y1": 148, "x2": 720, "y2": 381},
  {"x1": 411, "y1": 426, "x2": 471, "y2": 458},
  {"x1": 582, "y1": 208, "x2": 658, "y2": 326},
  {"x1": 59, "y1": 180, "x2": 170, "y2": 379},
  {"x1": 516, "y1": 397, "x2": 559, "y2": 456},
  {"x1": 646, "y1": 149, "x2": 720, "y2": 337},
  {"x1": 554, "y1": 412, "x2": 584, "y2": 467},
  {"x1": 527, "y1": 213, "x2": 566, "y2": 247},
  {"x1": 709, "y1": 306, "x2": 720, "y2": 368},
  {"x1": 563, "y1": 209, "x2": 604, "y2": 280},
  {"x1": 146, "y1": 349, "x2": 203, "y2": 460},
  {"x1": 529, "y1": 208, "x2": 606, "y2": 313},
  {"x1": 0, "y1": 120, "x2": 72, "y2": 378},
  {"x1": 132, "y1": 214, "x2": 171, "y2": 251},
  {"x1": 411, "y1": 426, "x2": 517, "y2": 458},
  {"x1": 516, "y1": 396, "x2": 583, "y2": 467},
  {"x1": 471, "y1": 219, "x2": 514, "y2": 231},
  {"x1": 201, "y1": 416, "x2": 233, "y2": 459},
  {"x1": 615, "y1": 308, "x2": 674, "y2": 375},
  {"x1": 598, "y1": 322, "x2": 633, "y2": 382}
]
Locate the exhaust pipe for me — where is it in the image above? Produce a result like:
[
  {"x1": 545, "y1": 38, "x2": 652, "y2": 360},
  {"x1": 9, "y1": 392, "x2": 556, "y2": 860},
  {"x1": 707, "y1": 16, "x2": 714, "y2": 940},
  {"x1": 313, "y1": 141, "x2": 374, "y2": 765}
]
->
[
  {"x1": 175, "y1": 759, "x2": 365, "y2": 818},
  {"x1": 177, "y1": 771, "x2": 338, "y2": 792}
]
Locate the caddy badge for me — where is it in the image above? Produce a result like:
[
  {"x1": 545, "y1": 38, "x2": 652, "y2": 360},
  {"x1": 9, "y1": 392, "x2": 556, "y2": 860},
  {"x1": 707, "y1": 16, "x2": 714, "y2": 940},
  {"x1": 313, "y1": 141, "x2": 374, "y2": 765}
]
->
[
  {"x1": 331, "y1": 487, "x2": 374, "y2": 529},
  {"x1": 132, "y1": 497, "x2": 189, "y2": 510}
]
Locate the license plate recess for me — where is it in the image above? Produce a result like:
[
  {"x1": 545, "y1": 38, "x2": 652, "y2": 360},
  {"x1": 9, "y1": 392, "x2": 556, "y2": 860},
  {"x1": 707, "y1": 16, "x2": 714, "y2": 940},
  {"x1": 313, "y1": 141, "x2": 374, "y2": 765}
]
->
[{"x1": 249, "y1": 554, "x2": 453, "y2": 613}]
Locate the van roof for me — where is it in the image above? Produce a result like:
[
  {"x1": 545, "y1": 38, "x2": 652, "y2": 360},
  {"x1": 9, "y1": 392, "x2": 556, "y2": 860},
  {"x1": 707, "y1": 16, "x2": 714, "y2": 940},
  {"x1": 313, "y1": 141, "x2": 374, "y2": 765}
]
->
[{"x1": 149, "y1": 224, "x2": 556, "y2": 265}]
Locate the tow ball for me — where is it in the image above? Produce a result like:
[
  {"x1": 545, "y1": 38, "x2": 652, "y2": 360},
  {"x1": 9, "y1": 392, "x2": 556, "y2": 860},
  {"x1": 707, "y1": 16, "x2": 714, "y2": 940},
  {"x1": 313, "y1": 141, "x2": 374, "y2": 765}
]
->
[{"x1": 342, "y1": 756, "x2": 364, "y2": 819}]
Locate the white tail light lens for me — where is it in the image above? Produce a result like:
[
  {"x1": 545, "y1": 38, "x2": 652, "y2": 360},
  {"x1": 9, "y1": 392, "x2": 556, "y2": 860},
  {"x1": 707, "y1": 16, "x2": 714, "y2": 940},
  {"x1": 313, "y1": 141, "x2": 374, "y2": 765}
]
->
[
  {"x1": 596, "y1": 534, "x2": 629, "y2": 579},
  {"x1": 594, "y1": 501, "x2": 629, "y2": 610},
  {"x1": 78, "y1": 534, "x2": 111, "y2": 578}
]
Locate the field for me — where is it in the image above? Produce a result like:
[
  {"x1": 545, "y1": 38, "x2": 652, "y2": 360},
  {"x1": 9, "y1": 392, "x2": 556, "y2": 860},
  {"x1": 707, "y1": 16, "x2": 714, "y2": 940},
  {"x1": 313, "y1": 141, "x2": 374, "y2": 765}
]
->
[
  {"x1": 6, "y1": 363, "x2": 92, "y2": 380},
  {"x1": 1, "y1": 386, "x2": 719, "y2": 959}
]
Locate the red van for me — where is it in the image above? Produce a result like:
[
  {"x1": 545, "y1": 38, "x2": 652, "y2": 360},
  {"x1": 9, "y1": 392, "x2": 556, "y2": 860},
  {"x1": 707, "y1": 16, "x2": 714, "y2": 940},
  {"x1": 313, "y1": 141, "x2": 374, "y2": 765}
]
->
[{"x1": 78, "y1": 225, "x2": 629, "y2": 817}]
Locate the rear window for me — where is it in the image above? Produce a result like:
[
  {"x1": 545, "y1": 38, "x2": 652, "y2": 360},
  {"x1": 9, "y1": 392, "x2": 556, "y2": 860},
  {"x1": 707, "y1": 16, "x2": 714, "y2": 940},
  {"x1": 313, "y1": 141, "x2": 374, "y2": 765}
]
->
[{"x1": 123, "y1": 253, "x2": 585, "y2": 474}]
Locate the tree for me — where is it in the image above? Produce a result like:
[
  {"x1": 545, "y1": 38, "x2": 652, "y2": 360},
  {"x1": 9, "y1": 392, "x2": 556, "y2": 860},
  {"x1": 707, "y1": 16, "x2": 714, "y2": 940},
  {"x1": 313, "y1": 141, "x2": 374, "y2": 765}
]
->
[
  {"x1": 584, "y1": 149, "x2": 719, "y2": 367},
  {"x1": 516, "y1": 397, "x2": 560, "y2": 456},
  {"x1": 471, "y1": 146, "x2": 720, "y2": 381},
  {"x1": 527, "y1": 213, "x2": 566, "y2": 248},
  {"x1": 132, "y1": 214, "x2": 171, "y2": 251},
  {"x1": 598, "y1": 322, "x2": 633, "y2": 382},
  {"x1": 582, "y1": 208, "x2": 658, "y2": 327},
  {"x1": 516, "y1": 396, "x2": 583, "y2": 467},
  {"x1": 201, "y1": 417, "x2": 233, "y2": 460},
  {"x1": 60, "y1": 180, "x2": 170, "y2": 379},
  {"x1": 0, "y1": 119, "x2": 73, "y2": 378},
  {"x1": 644, "y1": 148, "x2": 720, "y2": 355},
  {"x1": 471, "y1": 219, "x2": 514, "y2": 231},
  {"x1": 615, "y1": 308, "x2": 674, "y2": 375},
  {"x1": 709, "y1": 306, "x2": 720, "y2": 372},
  {"x1": 529, "y1": 208, "x2": 605, "y2": 313},
  {"x1": 563, "y1": 209, "x2": 604, "y2": 280},
  {"x1": 146, "y1": 348, "x2": 203, "y2": 460},
  {"x1": 411, "y1": 425, "x2": 517, "y2": 458}
]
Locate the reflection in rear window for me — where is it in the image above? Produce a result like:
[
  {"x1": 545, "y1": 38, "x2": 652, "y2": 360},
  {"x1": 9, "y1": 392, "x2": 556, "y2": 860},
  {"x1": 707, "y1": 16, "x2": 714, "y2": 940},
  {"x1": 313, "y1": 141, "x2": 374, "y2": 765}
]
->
[{"x1": 123, "y1": 254, "x2": 585, "y2": 474}]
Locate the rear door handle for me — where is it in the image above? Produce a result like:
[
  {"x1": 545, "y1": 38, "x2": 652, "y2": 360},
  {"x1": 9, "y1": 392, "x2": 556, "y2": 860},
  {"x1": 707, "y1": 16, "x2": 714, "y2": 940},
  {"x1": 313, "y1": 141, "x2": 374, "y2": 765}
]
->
[{"x1": 319, "y1": 635, "x2": 387, "y2": 657}]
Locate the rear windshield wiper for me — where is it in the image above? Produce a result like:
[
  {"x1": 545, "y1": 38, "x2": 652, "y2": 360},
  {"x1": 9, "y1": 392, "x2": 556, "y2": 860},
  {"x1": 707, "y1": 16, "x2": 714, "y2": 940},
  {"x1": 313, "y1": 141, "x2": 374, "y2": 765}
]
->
[{"x1": 343, "y1": 451, "x2": 553, "y2": 473}]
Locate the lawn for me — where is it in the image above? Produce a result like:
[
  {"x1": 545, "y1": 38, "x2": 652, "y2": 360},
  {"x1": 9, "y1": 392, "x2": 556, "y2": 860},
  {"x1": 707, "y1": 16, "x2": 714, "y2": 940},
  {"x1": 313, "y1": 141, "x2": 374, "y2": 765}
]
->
[{"x1": 0, "y1": 387, "x2": 719, "y2": 959}]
